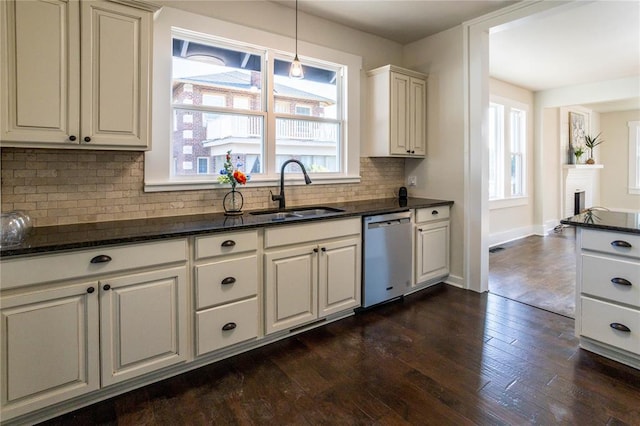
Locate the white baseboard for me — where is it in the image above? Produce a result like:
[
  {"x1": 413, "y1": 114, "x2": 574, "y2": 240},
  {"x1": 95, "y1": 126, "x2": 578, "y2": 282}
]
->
[
  {"x1": 445, "y1": 274, "x2": 464, "y2": 288},
  {"x1": 488, "y1": 225, "x2": 535, "y2": 247}
]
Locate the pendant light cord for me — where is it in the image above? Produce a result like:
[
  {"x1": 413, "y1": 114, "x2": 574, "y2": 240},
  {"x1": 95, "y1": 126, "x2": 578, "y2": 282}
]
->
[{"x1": 295, "y1": 0, "x2": 299, "y2": 56}]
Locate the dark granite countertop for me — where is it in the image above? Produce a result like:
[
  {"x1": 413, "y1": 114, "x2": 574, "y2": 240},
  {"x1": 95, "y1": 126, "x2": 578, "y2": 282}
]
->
[
  {"x1": 560, "y1": 209, "x2": 640, "y2": 235},
  {"x1": 0, "y1": 197, "x2": 453, "y2": 258}
]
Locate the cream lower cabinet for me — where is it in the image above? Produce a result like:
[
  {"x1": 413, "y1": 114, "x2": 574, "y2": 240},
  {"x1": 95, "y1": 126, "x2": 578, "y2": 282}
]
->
[
  {"x1": 0, "y1": 282, "x2": 99, "y2": 420},
  {"x1": 264, "y1": 219, "x2": 361, "y2": 334},
  {"x1": 193, "y1": 230, "x2": 260, "y2": 357},
  {"x1": 99, "y1": 266, "x2": 188, "y2": 386},
  {"x1": 576, "y1": 228, "x2": 640, "y2": 369},
  {"x1": 0, "y1": 239, "x2": 188, "y2": 422},
  {"x1": 414, "y1": 206, "x2": 450, "y2": 286}
]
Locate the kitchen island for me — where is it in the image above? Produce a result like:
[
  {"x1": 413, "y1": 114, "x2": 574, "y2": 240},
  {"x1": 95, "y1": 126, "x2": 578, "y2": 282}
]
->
[{"x1": 561, "y1": 210, "x2": 640, "y2": 369}]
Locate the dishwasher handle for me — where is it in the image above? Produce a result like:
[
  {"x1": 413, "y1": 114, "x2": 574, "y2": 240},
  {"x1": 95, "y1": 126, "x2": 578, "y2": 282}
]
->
[{"x1": 367, "y1": 217, "x2": 410, "y2": 229}]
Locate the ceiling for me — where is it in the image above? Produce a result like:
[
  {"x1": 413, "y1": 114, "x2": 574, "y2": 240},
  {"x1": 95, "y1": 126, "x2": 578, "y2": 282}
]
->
[
  {"x1": 271, "y1": 0, "x2": 515, "y2": 44},
  {"x1": 272, "y1": 0, "x2": 640, "y2": 111}
]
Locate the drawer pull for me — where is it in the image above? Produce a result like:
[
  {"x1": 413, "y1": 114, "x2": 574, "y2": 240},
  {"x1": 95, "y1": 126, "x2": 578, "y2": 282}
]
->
[
  {"x1": 221, "y1": 240, "x2": 236, "y2": 248},
  {"x1": 87, "y1": 286, "x2": 95, "y2": 294},
  {"x1": 90, "y1": 254, "x2": 112, "y2": 264},
  {"x1": 432, "y1": 210, "x2": 439, "y2": 215},
  {"x1": 611, "y1": 277, "x2": 632, "y2": 287},
  {"x1": 103, "y1": 284, "x2": 111, "y2": 291},
  {"x1": 221, "y1": 277, "x2": 236, "y2": 285},
  {"x1": 610, "y1": 323, "x2": 631, "y2": 332},
  {"x1": 611, "y1": 240, "x2": 632, "y2": 249},
  {"x1": 222, "y1": 322, "x2": 237, "y2": 331}
]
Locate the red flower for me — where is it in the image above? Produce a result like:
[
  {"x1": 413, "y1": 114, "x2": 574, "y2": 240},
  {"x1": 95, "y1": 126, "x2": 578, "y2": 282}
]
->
[{"x1": 233, "y1": 170, "x2": 247, "y2": 185}]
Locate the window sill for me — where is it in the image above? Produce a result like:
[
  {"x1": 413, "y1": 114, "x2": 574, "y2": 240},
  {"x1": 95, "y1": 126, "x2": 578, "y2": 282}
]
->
[
  {"x1": 144, "y1": 175, "x2": 361, "y2": 192},
  {"x1": 489, "y1": 196, "x2": 529, "y2": 210},
  {"x1": 629, "y1": 187, "x2": 640, "y2": 195}
]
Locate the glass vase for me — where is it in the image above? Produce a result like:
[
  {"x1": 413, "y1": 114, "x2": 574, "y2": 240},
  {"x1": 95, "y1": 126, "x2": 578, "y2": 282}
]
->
[{"x1": 223, "y1": 188, "x2": 244, "y2": 215}]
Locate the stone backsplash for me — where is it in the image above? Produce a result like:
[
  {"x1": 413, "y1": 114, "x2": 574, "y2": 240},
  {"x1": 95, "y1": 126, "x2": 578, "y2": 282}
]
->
[{"x1": 1, "y1": 148, "x2": 405, "y2": 227}]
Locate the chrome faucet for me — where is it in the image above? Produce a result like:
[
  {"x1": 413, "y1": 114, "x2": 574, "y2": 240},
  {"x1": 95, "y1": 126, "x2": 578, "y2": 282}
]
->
[{"x1": 271, "y1": 159, "x2": 312, "y2": 210}]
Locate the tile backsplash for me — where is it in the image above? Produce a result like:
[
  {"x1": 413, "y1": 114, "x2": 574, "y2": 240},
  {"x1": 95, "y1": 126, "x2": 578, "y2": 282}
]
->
[{"x1": 1, "y1": 148, "x2": 405, "y2": 227}]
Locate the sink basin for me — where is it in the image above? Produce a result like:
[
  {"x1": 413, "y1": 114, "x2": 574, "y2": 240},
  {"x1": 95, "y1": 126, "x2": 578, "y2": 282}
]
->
[{"x1": 250, "y1": 206, "x2": 345, "y2": 221}]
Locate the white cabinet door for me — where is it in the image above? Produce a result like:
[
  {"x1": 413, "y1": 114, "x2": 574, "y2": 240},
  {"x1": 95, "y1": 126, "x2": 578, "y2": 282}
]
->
[
  {"x1": 0, "y1": 283, "x2": 99, "y2": 420},
  {"x1": 410, "y1": 77, "x2": 426, "y2": 156},
  {"x1": 1, "y1": 0, "x2": 151, "y2": 149},
  {"x1": 415, "y1": 221, "x2": 450, "y2": 285},
  {"x1": 80, "y1": 0, "x2": 150, "y2": 148},
  {"x1": 100, "y1": 266, "x2": 188, "y2": 386},
  {"x1": 389, "y1": 72, "x2": 410, "y2": 155},
  {"x1": 318, "y1": 237, "x2": 361, "y2": 317},
  {"x1": 264, "y1": 244, "x2": 318, "y2": 334},
  {"x1": 1, "y1": 0, "x2": 80, "y2": 145}
]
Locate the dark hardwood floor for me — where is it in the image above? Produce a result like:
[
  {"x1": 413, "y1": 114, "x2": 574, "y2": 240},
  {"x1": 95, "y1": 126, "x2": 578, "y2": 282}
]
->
[
  {"x1": 40, "y1": 285, "x2": 640, "y2": 425},
  {"x1": 489, "y1": 228, "x2": 576, "y2": 318}
]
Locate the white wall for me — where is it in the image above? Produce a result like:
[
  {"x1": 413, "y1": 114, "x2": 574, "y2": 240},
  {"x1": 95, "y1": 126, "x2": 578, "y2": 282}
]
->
[
  {"x1": 601, "y1": 109, "x2": 640, "y2": 211},
  {"x1": 534, "y1": 76, "x2": 639, "y2": 228},
  {"x1": 402, "y1": 27, "x2": 466, "y2": 287},
  {"x1": 488, "y1": 79, "x2": 535, "y2": 246}
]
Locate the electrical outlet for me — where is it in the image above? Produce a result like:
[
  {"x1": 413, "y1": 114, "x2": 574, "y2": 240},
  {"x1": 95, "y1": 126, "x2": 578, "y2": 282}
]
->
[{"x1": 408, "y1": 175, "x2": 417, "y2": 186}]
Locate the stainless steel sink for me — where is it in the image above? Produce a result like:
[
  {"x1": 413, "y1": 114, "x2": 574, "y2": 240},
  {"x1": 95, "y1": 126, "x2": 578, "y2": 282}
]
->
[{"x1": 249, "y1": 206, "x2": 345, "y2": 221}]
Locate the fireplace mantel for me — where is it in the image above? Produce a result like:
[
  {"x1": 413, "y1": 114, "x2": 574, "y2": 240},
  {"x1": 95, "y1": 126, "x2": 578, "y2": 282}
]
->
[{"x1": 562, "y1": 164, "x2": 604, "y2": 218}]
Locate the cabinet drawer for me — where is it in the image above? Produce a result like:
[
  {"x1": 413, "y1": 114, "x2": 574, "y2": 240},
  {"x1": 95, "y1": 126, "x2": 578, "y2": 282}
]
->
[
  {"x1": 195, "y1": 255, "x2": 258, "y2": 309},
  {"x1": 195, "y1": 297, "x2": 258, "y2": 356},
  {"x1": 582, "y1": 229, "x2": 640, "y2": 259},
  {"x1": 582, "y1": 254, "x2": 640, "y2": 308},
  {"x1": 194, "y1": 230, "x2": 258, "y2": 260},
  {"x1": 581, "y1": 297, "x2": 640, "y2": 355},
  {"x1": 416, "y1": 206, "x2": 450, "y2": 223},
  {"x1": 264, "y1": 218, "x2": 360, "y2": 249},
  {"x1": 1, "y1": 239, "x2": 187, "y2": 290}
]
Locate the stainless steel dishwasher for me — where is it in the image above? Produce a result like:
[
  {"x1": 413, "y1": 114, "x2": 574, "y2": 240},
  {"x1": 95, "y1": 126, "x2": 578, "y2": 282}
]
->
[{"x1": 362, "y1": 211, "x2": 412, "y2": 308}]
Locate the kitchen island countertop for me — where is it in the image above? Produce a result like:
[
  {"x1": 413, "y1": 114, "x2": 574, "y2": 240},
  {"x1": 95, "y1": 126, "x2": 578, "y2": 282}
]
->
[
  {"x1": 560, "y1": 209, "x2": 640, "y2": 235},
  {"x1": 1, "y1": 197, "x2": 453, "y2": 258}
]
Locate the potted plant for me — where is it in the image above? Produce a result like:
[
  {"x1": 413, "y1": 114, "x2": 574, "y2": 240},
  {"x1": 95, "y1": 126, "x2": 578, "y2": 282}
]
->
[
  {"x1": 573, "y1": 145, "x2": 585, "y2": 163},
  {"x1": 584, "y1": 132, "x2": 604, "y2": 164}
]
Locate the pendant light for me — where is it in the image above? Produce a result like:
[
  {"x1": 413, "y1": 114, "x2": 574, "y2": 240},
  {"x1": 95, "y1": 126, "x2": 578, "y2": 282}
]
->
[{"x1": 289, "y1": 0, "x2": 304, "y2": 79}]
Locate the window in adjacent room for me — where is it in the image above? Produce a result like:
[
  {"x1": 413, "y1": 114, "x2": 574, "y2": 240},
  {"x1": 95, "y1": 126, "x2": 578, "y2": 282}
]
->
[
  {"x1": 488, "y1": 97, "x2": 528, "y2": 203},
  {"x1": 629, "y1": 120, "x2": 640, "y2": 195}
]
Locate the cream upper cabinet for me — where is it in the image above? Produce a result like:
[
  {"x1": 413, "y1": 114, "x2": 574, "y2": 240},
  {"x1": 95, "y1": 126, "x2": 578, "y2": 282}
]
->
[
  {"x1": 366, "y1": 65, "x2": 427, "y2": 158},
  {"x1": 0, "y1": 0, "x2": 154, "y2": 150}
]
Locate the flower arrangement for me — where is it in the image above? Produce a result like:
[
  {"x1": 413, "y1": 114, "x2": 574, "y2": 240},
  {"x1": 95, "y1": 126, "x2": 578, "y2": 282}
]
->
[
  {"x1": 217, "y1": 150, "x2": 249, "y2": 190},
  {"x1": 573, "y1": 145, "x2": 585, "y2": 162}
]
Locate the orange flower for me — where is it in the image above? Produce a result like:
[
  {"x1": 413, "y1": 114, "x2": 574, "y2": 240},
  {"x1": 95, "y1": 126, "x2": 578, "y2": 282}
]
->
[{"x1": 233, "y1": 170, "x2": 247, "y2": 185}]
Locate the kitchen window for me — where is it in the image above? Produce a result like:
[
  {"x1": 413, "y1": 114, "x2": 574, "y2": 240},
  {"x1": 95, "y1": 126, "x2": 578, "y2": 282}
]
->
[
  {"x1": 629, "y1": 120, "x2": 640, "y2": 195},
  {"x1": 489, "y1": 97, "x2": 528, "y2": 205},
  {"x1": 145, "y1": 7, "x2": 362, "y2": 191}
]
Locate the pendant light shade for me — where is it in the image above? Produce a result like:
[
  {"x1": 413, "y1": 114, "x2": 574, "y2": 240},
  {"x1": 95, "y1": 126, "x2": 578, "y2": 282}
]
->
[{"x1": 289, "y1": 0, "x2": 304, "y2": 79}]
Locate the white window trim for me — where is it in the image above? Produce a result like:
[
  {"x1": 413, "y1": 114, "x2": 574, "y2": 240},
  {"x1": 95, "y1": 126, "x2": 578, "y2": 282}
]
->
[
  {"x1": 629, "y1": 121, "x2": 640, "y2": 195},
  {"x1": 145, "y1": 7, "x2": 362, "y2": 192},
  {"x1": 489, "y1": 95, "x2": 529, "y2": 209}
]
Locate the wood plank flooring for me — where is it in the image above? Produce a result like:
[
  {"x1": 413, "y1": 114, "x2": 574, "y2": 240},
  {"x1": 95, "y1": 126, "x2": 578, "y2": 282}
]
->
[
  {"x1": 489, "y1": 228, "x2": 576, "y2": 318},
  {"x1": 39, "y1": 285, "x2": 640, "y2": 425}
]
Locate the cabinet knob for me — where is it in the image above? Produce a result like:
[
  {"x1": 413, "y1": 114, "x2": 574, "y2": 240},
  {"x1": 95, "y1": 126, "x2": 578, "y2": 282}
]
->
[
  {"x1": 83, "y1": 136, "x2": 91, "y2": 143},
  {"x1": 103, "y1": 284, "x2": 111, "y2": 291},
  {"x1": 90, "y1": 254, "x2": 112, "y2": 264},
  {"x1": 221, "y1": 240, "x2": 236, "y2": 247},
  {"x1": 611, "y1": 277, "x2": 632, "y2": 287},
  {"x1": 611, "y1": 240, "x2": 632, "y2": 249},
  {"x1": 432, "y1": 210, "x2": 439, "y2": 215},
  {"x1": 87, "y1": 286, "x2": 95, "y2": 293},
  {"x1": 411, "y1": 150, "x2": 415, "y2": 154},
  {"x1": 418, "y1": 228, "x2": 423, "y2": 232},
  {"x1": 222, "y1": 322, "x2": 237, "y2": 331},
  {"x1": 321, "y1": 247, "x2": 326, "y2": 252},
  {"x1": 69, "y1": 135, "x2": 77, "y2": 141},
  {"x1": 313, "y1": 248, "x2": 319, "y2": 253},
  {"x1": 406, "y1": 150, "x2": 411, "y2": 153},
  {"x1": 221, "y1": 277, "x2": 236, "y2": 285},
  {"x1": 610, "y1": 322, "x2": 631, "y2": 333}
]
